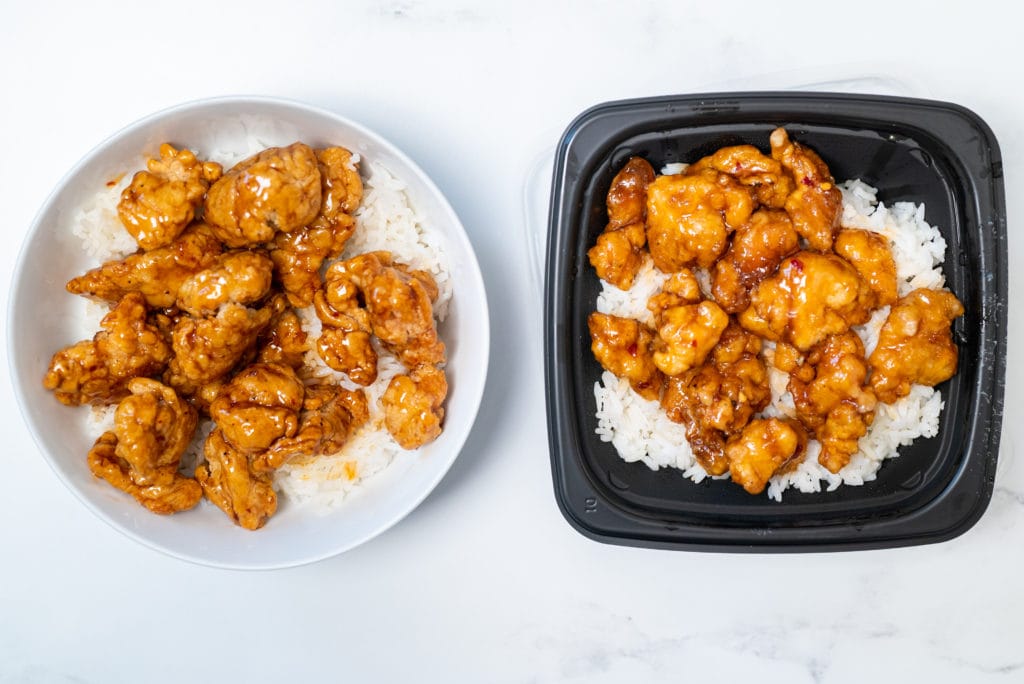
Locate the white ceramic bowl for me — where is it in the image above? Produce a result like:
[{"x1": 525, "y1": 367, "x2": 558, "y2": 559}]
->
[{"x1": 8, "y1": 96, "x2": 489, "y2": 569}]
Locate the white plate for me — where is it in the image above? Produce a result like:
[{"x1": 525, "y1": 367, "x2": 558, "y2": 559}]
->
[{"x1": 7, "y1": 96, "x2": 490, "y2": 569}]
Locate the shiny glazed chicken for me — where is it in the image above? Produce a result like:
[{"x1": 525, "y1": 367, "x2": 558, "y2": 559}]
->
[
  {"x1": 587, "y1": 128, "x2": 963, "y2": 496},
  {"x1": 45, "y1": 142, "x2": 449, "y2": 529}
]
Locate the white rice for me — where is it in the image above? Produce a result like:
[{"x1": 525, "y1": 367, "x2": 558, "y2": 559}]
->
[
  {"x1": 839, "y1": 179, "x2": 946, "y2": 295},
  {"x1": 593, "y1": 179, "x2": 949, "y2": 500},
  {"x1": 73, "y1": 176, "x2": 136, "y2": 262},
  {"x1": 596, "y1": 257, "x2": 667, "y2": 327},
  {"x1": 74, "y1": 143, "x2": 448, "y2": 511}
]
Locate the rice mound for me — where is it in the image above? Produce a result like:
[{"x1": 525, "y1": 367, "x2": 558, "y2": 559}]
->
[
  {"x1": 593, "y1": 179, "x2": 949, "y2": 500},
  {"x1": 78, "y1": 147, "x2": 449, "y2": 511}
]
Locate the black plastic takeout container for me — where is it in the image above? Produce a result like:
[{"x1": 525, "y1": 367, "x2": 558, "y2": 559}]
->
[{"x1": 543, "y1": 92, "x2": 1007, "y2": 552}]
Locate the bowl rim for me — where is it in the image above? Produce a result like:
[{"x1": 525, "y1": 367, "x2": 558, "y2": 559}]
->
[
  {"x1": 543, "y1": 91, "x2": 1007, "y2": 552},
  {"x1": 8, "y1": 94, "x2": 491, "y2": 569}
]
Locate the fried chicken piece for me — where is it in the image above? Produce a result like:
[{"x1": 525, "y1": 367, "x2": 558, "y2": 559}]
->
[
  {"x1": 43, "y1": 341, "x2": 109, "y2": 406},
  {"x1": 607, "y1": 157, "x2": 656, "y2": 227},
  {"x1": 113, "y1": 378, "x2": 198, "y2": 478},
  {"x1": 66, "y1": 224, "x2": 224, "y2": 308},
  {"x1": 209, "y1": 363, "x2": 305, "y2": 453},
  {"x1": 834, "y1": 228, "x2": 898, "y2": 309},
  {"x1": 319, "y1": 251, "x2": 441, "y2": 322},
  {"x1": 256, "y1": 296, "x2": 308, "y2": 369},
  {"x1": 204, "y1": 142, "x2": 322, "y2": 248},
  {"x1": 662, "y1": 367, "x2": 735, "y2": 477},
  {"x1": 647, "y1": 269, "x2": 703, "y2": 323},
  {"x1": 394, "y1": 263, "x2": 441, "y2": 302},
  {"x1": 86, "y1": 379, "x2": 201, "y2": 514},
  {"x1": 789, "y1": 332, "x2": 877, "y2": 473},
  {"x1": 88, "y1": 432, "x2": 202, "y2": 515},
  {"x1": 739, "y1": 252, "x2": 873, "y2": 351},
  {"x1": 661, "y1": 372, "x2": 729, "y2": 475},
  {"x1": 769, "y1": 341, "x2": 804, "y2": 374},
  {"x1": 769, "y1": 127, "x2": 842, "y2": 251},
  {"x1": 270, "y1": 220, "x2": 352, "y2": 308},
  {"x1": 588, "y1": 158, "x2": 657, "y2": 289},
  {"x1": 319, "y1": 252, "x2": 379, "y2": 320},
  {"x1": 43, "y1": 293, "x2": 172, "y2": 406},
  {"x1": 711, "y1": 209, "x2": 800, "y2": 313},
  {"x1": 164, "y1": 303, "x2": 273, "y2": 395},
  {"x1": 588, "y1": 312, "x2": 663, "y2": 400},
  {"x1": 359, "y1": 256, "x2": 445, "y2": 368},
  {"x1": 652, "y1": 300, "x2": 729, "y2": 376},
  {"x1": 661, "y1": 323, "x2": 771, "y2": 475},
  {"x1": 268, "y1": 149, "x2": 362, "y2": 307},
  {"x1": 313, "y1": 255, "x2": 380, "y2": 385},
  {"x1": 382, "y1": 365, "x2": 448, "y2": 450},
  {"x1": 671, "y1": 322, "x2": 770, "y2": 431},
  {"x1": 316, "y1": 327, "x2": 379, "y2": 386},
  {"x1": 819, "y1": 403, "x2": 874, "y2": 473},
  {"x1": 146, "y1": 307, "x2": 185, "y2": 342},
  {"x1": 688, "y1": 144, "x2": 795, "y2": 209},
  {"x1": 196, "y1": 428, "x2": 277, "y2": 530},
  {"x1": 144, "y1": 308, "x2": 222, "y2": 404},
  {"x1": 313, "y1": 146, "x2": 363, "y2": 224},
  {"x1": 868, "y1": 288, "x2": 964, "y2": 404},
  {"x1": 646, "y1": 167, "x2": 754, "y2": 272},
  {"x1": 726, "y1": 418, "x2": 808, "y2": 495},
  {"x1": 712, "y1": 318, "x2": 765, "y2": 366},
  {"x1": 117, "y1": 143, "x2": 222, "y2": 250},
  {"x1": 253, "y1": 384, "x2": 370, "y2": 472},
  {"x1": 592, "y1": 307, "x2": 660, "y2": 379},
  {"x1": 175, "y1": 250, "x2": 274, "y2": 316},
  {"x1": 189, "y1": 378, "x2": 228, "y2": 416},
  {"x1": 588, "y1": 222, "x2": 647, "y2": 290},
  {"x1": 90, "y1": 292, "x2": 173, "y2": 384}
]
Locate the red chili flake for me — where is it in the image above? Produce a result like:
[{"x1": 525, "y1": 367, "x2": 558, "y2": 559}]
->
[
  {"x1": 690, "y1": 340, "x2": 697, "y2": 347},
  {"x1": 627, "y1": 343, "x2": 638, "y2": 356},
  {"x1": 789, "y1": 257, "x2": 804, "y2": 271},
  {"x1": 801, "y1": 176, "x2": 816, "y2": 188},
  {"x1": 733, "y1": 162, "x2": 742, "y2": 174}
]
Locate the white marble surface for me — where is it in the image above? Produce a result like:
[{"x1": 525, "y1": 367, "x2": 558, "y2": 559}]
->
[{"x1": 1, "y1": 2, "x2": 1021, "y2": 682}]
